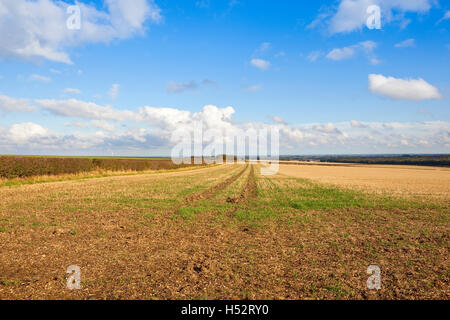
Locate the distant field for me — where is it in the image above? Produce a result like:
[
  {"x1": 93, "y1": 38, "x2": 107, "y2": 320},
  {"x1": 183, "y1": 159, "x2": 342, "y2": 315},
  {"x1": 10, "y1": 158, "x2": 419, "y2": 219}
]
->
[
  {"x1": 0, "y1": 156, "x2": 192, "y2": 179},
  {"x1": 280, "y1": 155, "x2": 450, "y2": 167},
  {"x1": 0, "y1": 163, "x2": 448, "y2": 299}
]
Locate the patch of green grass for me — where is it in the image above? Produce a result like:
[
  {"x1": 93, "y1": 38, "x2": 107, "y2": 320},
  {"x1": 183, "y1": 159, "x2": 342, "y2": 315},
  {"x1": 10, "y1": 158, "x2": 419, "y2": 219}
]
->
[
  {"x1": 0, "y1": 280, "x2": 19, "y2": 286},
  {"x1": 324, "y1": 282, "x2": 348, "y2": 298},
  {"x1": 177, "y1": 206, "x2": 206, "y2": 220},
  {"x1": 0, "y1": 226, "x2": 8, "y2": 233},
  {"x1": 144, "y1": 213, "x2": 156, "y2": 220}
]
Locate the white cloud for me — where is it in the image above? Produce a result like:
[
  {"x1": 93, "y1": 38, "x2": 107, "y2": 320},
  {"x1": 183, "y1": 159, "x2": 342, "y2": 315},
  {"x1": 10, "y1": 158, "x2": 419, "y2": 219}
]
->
[
  {"x1": 395, "y1": 38, "x2": 416, "y2": 48},
  {"x1": 108, "y1": 84, "x2": 120, "y2": 99},
  {"x1": 35, "y1": 98, "x2": 138, "y2": 121},
  {"x1": 8, "y1": 122, "x2": 53, "y2": 143},
  {"x1": 0, "y1": 0, "x2": 162, "y2": 64},
  {"x1": 244, "y1": 84, "x2": 262, "y2": 92},
  {"x1": 63, "y1": 88, "x2": 81, "y2": 94},
  {"x1": 250, "y1": 58, "x2": 271, "y2": 71},
  {"x1": 310, "y1": 0, "x2": 434, "y2": 34},
  {"x1": 312, "y1": 123, "x2": 342, "y2": 134},
  {"x1": 91, "y1": 120, "x2": 115, "y2": 132},
  {"x1": 166, "y1": 81, "x2": 198, "y2": 94},
  {"x1": 350, "y1": 120, "x2": 370, "y2": 128},
  {"x1": 327, "y1": 41, "x2": 377, "y2": 62},
  {"x1": 0, "y1": 95, "x2": 34, "y2": 112},
  {"x1": 28, "y1": 74, "x2": 51, "y2": 83},
  {"x1": 369, "y1": 74, "x2": 443, "y2": 101},
  {"x1": 1, "y1": 98, "x2": 449, "y2": 154},
  {"x1": 327, "y1": 47, "x2": 356, "y2": 61}
]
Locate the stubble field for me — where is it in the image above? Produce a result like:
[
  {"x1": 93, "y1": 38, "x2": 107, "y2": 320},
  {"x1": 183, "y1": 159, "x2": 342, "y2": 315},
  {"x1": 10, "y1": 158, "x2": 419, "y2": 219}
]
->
[{"x1": 0, "y1": 163, "x2": 448, "y2": 299}]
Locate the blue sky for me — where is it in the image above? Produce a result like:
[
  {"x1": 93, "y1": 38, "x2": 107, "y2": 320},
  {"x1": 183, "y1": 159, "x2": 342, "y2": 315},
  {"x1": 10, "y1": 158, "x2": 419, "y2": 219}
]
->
[{"x1": 0, "y1": 0, "x2": 449, "y2": 156}]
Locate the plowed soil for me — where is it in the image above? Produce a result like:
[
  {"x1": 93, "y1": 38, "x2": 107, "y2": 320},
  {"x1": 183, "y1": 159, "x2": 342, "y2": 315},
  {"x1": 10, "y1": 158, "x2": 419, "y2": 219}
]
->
[{"x1": 0, "y1": 164, "x2": 448, "y2": 299}]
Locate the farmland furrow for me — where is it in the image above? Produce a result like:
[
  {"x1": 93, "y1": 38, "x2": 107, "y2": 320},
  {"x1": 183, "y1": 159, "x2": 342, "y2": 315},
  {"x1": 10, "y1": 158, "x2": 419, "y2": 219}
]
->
[
  {"x1": 227, "y1": 165, "x2": 257, "y2": 207},
  {"x1": 183, "y1": 164, "x2": 248, "y2": 204}
]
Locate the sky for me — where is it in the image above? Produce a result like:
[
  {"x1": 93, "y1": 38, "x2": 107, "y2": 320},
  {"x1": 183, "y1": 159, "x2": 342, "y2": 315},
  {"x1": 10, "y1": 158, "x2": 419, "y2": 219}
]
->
[{"x1": 0, "y1": 0, "x2": 449, "y2": 156}]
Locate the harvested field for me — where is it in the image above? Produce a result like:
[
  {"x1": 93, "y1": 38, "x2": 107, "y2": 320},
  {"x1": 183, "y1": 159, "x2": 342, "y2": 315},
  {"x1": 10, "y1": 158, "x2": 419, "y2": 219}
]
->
[
  {"x1": 277, "y1": 163, "x2": 450, "y2": 201},
  {"x1": 0, "y1": 164, "x2": 448, "y2": 300}
]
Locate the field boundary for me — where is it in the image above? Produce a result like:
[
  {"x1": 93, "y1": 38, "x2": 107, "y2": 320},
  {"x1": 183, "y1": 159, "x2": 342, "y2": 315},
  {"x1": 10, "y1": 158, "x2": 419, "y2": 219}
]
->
[{"x1": 0, "y1": 164, "x2": 221, "y2": 189}]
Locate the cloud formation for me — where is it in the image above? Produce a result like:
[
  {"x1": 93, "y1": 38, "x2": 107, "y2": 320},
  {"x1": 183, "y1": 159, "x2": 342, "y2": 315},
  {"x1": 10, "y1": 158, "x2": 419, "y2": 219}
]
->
[
  {"x1": 368, "y1": 74, "x2": 443, "y2": 101},
  {"x1": 0, "y1": 95, "x2": 34, "y2": 112},
  {"x1": 0, "y1": 0, "x2": 162, "y2": 64},
  {"x1": 309, "y1": 0, "x2": 434, "y2": 34},
  {"x1": 1, "y1": 94, "x2": 448, "y2": 155}
]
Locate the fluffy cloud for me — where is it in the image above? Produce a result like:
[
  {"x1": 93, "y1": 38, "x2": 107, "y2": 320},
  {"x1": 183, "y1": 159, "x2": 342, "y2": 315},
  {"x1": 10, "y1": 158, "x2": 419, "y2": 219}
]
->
[
  {"x1": 1, "y1": 101, "x2": 449, "y2": 154},
  {"x1": 368, "y1": 74, "x2": 443, "y2": 101},
  {"x1": 0, "y1": 95, "x2": 35, "y2": 112},
  {"x1": 0, "y1": 0, "x2": 162, "y2": 64},
  {"x1": 250, "y1": 59, "x2": 271, "y2": 71},
  {"x1": 327, "y1": 47, "x2": 356, "y2": 60},
  {"x1": 350, "y1": 120, "x2": 370, "y2": 128},
  {"x1": 35, "y1": 99, "x2": 138, "y2": 121},
  {"x1": 8, "y1": 122, "x2": 54, "y2": 143},
  {"x1": 312, "y1": 123, "x2": 342, "y2": 134},
  {"x1": 2, "y1": 93, "x2": 449, "y2": 154},
  {"x1": 309, "y1": 0, "x2": 434, "y2": 34},
  {"x1": 91, "y1": 120, "x2": 115, "y2": 132}
]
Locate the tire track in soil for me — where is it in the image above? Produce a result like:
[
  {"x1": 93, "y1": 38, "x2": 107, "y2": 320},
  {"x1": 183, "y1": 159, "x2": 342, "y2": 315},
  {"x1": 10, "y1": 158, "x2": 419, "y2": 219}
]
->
[
  {"x1": 227, "y1": 165, "x2": 257, "y2": 215},
  {"x1": 172, "y1": 164, "x2": 249, "y2": 215}
]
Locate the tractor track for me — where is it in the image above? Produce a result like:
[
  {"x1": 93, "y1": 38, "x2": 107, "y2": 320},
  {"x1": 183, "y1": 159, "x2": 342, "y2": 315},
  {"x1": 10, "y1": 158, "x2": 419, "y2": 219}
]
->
[
  {"x1": 226, "y1": 165, "x2": 257, "y2": 206},
  {"x1": 170, "y1": 165, "x2": 249, "y2": 218}
]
